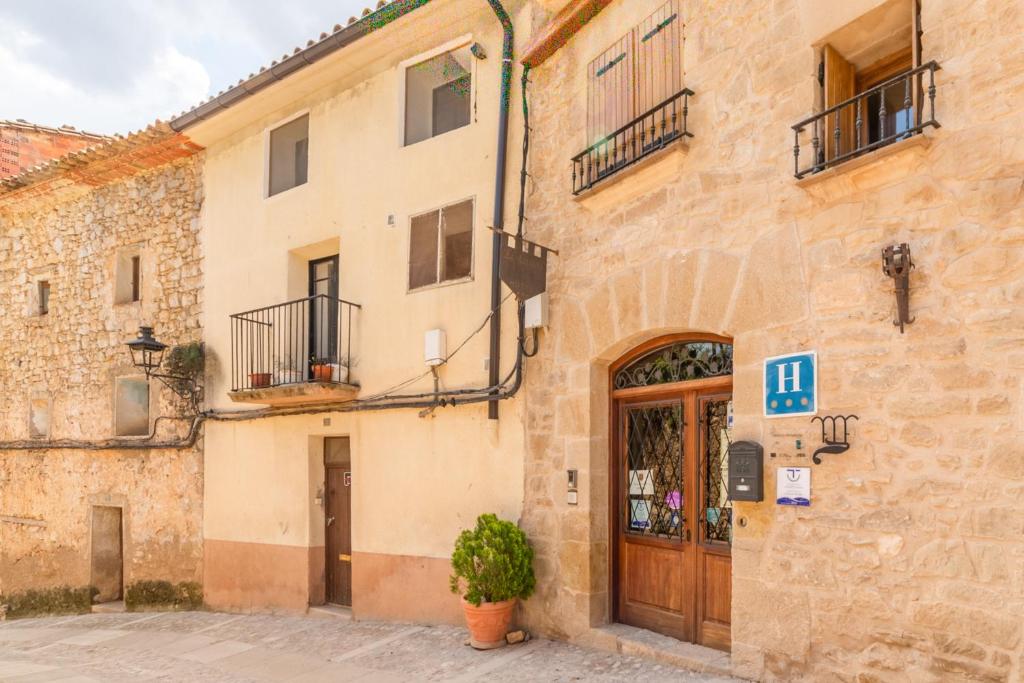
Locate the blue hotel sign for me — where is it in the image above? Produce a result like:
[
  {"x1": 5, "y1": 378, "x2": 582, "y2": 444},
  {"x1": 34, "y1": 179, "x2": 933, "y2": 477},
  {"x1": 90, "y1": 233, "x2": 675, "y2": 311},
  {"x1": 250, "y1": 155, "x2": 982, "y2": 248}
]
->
[{"x1": 764, "y1": 351, "x2": 817, "y2": 418}]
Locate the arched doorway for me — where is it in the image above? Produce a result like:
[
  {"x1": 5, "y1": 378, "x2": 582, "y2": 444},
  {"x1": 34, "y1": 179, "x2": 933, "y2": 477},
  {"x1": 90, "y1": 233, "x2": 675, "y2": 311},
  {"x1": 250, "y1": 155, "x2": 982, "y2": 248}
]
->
[{"x1": 610, "y1": 334, "x2": 733, "y2": 651}]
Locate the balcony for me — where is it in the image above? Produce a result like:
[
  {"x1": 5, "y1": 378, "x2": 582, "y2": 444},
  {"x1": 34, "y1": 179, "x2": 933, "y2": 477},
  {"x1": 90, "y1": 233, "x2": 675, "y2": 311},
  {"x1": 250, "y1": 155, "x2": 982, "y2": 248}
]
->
[
  {"x1": 229, "y1": 294, "x2": 360, "y2": 407},
  {"x1": 792, "y1": 61, "x2": 940, "y2": 180},
  {"x1": 572, "y1": 89, "x2": 693, "y2": 195}
]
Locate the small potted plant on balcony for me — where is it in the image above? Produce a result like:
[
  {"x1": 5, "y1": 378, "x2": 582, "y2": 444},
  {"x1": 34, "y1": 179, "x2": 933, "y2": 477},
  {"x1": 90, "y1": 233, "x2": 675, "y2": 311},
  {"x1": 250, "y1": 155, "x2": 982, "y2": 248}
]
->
[
  {"x1": 310, "y1": 356, "x2": 334, "y2": 382},
  {"x1": 249, "y1": 370, "x2": 272, "y2": 388},
  {"x1": 449, "y1": 513, "x2": 535, "y2": 650},
  {"x1": 274, "y1": 356, "x2": 303, "y2": 385}
]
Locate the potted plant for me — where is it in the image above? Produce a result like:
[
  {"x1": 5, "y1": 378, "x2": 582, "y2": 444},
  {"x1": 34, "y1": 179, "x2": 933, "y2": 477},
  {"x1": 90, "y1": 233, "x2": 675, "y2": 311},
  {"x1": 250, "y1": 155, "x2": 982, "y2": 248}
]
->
[
  {"x1": 274, "y1": 356, "x2": 303, "y2": 385},
  {"x1": 249, "y1": 371, "x2": 272, "y2": 388},
  {"x1": 310, "y1": 356, "x2": 333, "y2": 382},
  {"x1": 449, "y1": 514, "x2": 535, "y2": 650}
]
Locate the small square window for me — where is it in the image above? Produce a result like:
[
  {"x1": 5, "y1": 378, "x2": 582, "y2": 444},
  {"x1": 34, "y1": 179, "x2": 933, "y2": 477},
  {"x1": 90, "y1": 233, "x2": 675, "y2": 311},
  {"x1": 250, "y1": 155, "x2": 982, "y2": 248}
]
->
[
  {"x1": 268, "y1": 114, "x2": 309, "y2": 196},
  {"x1": 405, "y1": 46, "x2": 472, "y2": 146},
  {"x1": 409, "y1": 199, "x2": 474, "y2": 290},
  {"x1": 114, "y1": 376, "x2": 150, "y2": 437},
  {"x1": 114, "y1": 249, "x2": 142, "y2": 304},
  {"x1": 38, "y1": 280, "x2": 50, "y2": 315}
]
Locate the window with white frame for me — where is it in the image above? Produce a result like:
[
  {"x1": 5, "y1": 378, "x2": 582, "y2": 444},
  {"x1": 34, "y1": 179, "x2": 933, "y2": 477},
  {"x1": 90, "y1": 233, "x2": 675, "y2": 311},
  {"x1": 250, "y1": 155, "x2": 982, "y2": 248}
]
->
[
  {"x1": 114, "y1": 376, "x2": 149, "y2": 437},
  {"x1": 409, "y1": 199, "x2": 473, "y2": 290},
  {"x1": 268, "y1": 114, "x2": 309, "y2": 196},
  {"x1": 404, "y1": 46, "x2": 473, "y2": 146}
]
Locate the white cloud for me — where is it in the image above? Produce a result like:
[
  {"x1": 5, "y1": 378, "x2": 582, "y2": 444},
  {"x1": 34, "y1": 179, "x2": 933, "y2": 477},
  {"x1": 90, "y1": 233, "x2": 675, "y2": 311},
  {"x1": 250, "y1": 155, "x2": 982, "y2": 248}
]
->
[{"x1": 0, "y1": 0, "x2": 373, "y2": 134}]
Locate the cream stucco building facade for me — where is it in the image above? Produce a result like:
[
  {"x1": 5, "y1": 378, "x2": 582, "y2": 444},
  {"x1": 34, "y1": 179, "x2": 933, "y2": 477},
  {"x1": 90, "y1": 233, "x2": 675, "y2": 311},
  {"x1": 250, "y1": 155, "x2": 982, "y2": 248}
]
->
[{"x1": 179, "y1": 0, "x2": 534, "y2": 621}]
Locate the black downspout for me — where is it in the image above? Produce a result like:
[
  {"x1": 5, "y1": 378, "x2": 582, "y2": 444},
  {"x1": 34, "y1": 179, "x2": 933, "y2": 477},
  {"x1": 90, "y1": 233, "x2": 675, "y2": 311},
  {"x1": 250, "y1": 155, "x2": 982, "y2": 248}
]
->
[{"x1": 486, "y1": 0, "x2": 514, "y2": 420}]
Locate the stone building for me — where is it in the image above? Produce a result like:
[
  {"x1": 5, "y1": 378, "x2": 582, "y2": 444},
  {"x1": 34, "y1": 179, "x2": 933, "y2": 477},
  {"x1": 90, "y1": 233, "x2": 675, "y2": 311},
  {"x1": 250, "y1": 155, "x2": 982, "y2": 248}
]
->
[
  {"x1": 514, "y1": 0, "x2": 1024, "y2": 680},
  {"x1": 0, "y1": 124, "x2": 205, "y2": 613},
  {"x1": 0, "y1": 120, "x2": 106, "y2": 179}
]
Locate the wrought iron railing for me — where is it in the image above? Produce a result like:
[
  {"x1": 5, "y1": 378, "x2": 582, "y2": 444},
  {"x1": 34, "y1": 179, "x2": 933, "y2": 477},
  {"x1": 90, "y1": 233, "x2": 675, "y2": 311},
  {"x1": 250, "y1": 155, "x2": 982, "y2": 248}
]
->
[
  {"x1": 792, "y1": 61, "x2": 940, "y2": 179},
  {"x1": 572, "y1": 88, "x2": 693, "y2": 195},
  {"x1": 229, "y1": 294, "x2": 360, "y2": 392}
]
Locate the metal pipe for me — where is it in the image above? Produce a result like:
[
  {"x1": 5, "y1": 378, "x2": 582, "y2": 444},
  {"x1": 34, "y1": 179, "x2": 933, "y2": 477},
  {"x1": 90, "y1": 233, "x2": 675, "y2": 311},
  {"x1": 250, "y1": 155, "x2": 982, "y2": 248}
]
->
[{"x1": 486, "y1": 0, "x2": 514, "y2": 420}]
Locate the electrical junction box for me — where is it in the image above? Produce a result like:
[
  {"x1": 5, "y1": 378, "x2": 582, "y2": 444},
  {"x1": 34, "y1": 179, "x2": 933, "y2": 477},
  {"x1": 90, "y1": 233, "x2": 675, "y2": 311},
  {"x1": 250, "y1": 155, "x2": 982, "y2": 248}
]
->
[
  {"x1": 524, "y1": 293, "x2": 548, "y2": 329},
  {"x1": 728, "y1": 440, "x2": 764, "y2": 502},
  {"x1": 424, "y1": 329, "x2": 446, "y2": 366}
]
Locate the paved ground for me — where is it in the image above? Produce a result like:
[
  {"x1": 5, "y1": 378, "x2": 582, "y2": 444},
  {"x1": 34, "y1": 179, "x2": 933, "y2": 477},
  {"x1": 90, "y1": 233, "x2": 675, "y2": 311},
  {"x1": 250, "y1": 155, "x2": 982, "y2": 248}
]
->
[{"x1": 0, "y1": 611, "x2": 739, "y2": 682}]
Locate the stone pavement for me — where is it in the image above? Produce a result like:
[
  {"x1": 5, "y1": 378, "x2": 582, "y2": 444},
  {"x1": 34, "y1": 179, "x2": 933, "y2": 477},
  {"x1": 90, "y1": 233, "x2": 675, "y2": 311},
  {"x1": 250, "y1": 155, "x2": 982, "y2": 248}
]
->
[{"x1": 0, "y1": 611, "x2": 742, "y2": 682}]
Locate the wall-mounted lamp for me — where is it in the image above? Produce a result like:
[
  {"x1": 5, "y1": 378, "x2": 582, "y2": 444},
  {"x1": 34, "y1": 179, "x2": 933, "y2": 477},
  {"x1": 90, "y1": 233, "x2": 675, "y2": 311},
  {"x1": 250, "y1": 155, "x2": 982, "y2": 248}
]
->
[
  {"x1": 125, "y1": 325, "x2": 202, "y2": 411},
  {"x1": 470, "y1": 42, "x2": 487, "y2": 60},
  {"x1": 882, "y1": 243, "x2": 914, "y2": 333}
]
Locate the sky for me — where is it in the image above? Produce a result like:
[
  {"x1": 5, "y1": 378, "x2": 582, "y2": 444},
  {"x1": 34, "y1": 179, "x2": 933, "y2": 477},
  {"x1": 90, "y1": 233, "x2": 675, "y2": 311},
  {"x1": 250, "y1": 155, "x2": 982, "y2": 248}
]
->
[{"x1": 0, "y1": 0, "x2": 375, "y2": 135}]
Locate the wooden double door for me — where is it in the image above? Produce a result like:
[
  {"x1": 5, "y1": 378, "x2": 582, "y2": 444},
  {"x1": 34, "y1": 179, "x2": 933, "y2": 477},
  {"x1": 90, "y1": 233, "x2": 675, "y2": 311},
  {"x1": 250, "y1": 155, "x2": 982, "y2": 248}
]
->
[{"x1": 613, "y1": 375, "x2": 733, "y2": 651}]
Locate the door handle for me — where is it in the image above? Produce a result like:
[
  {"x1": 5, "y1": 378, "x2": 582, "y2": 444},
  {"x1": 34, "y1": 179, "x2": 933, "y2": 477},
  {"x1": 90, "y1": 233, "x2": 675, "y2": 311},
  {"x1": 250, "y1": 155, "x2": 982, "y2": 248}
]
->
[{"x1": 326, "y1": 516, "x2": 335, "y2": 526}]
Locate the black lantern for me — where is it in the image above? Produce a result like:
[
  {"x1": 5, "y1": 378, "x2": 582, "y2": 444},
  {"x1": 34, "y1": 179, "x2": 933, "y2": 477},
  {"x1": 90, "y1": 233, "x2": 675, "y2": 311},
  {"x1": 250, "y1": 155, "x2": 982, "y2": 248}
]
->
[{"x1": 126, "y1": 325, "x2": 168, "y2": 376}]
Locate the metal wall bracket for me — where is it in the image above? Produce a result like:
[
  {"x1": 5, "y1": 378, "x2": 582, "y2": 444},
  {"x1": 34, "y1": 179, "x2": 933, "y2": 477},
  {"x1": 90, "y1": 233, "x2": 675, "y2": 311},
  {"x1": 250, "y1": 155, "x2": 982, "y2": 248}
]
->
[{"x1": 811, "y1": 414, "x2": 858, "y2": 464}]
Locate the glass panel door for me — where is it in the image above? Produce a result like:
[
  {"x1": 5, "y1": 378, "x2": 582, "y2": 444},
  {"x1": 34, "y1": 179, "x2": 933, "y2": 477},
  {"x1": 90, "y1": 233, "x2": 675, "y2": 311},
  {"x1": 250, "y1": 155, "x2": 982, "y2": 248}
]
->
[{"x1": 309, "y1": 256, "x2": 339, "y2": 377}]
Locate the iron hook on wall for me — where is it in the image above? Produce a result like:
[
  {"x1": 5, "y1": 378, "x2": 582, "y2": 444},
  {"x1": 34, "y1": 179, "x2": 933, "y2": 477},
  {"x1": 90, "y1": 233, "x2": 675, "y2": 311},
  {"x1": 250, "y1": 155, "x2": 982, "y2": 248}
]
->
[
  {"x1": 811, "y1": 415, "x2": 859, "y2": 464},
  {"x1": 882, "y1": 243, "x2": 914, "y2": 333}
]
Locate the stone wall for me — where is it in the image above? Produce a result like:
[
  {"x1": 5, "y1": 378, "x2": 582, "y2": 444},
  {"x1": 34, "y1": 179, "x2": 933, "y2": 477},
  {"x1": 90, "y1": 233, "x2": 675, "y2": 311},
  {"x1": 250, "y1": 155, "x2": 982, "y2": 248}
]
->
[
  {"x1": 0, "y1": 155, "x2": 204, "y2": 603},
  {"x1": 519, "y1": 0, "x2": 1024, "y2": 680}
]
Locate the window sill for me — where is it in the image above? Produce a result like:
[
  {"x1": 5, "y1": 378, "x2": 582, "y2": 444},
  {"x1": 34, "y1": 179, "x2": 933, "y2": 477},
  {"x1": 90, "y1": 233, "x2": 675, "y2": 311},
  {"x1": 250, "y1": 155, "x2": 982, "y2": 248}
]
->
[
  {"x1": 572, "y1": 140, "x2": 689, "y2": 213},
  {"x1": 229, "y1": 381, "x2": 359, "y2": 407},
  {"x1": 795, "y1": 133, "x2": 931, "y2": 201},
  {"x1": 407, "y1": 275, "x2": 474, "y2": 295}
]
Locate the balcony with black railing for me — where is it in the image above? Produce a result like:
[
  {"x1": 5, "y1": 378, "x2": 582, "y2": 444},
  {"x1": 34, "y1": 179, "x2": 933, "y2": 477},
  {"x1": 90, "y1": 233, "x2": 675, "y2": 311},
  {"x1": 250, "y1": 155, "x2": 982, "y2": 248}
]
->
[
  {"x1": 229, "y1": 294, "x2": 360, "y2": 406},
  {"x1": 572, "y1": 89, "x2": 693, "y2": 195},
  {"x1": 792, "y1": 61, "x2": 940, "y2": 180}
]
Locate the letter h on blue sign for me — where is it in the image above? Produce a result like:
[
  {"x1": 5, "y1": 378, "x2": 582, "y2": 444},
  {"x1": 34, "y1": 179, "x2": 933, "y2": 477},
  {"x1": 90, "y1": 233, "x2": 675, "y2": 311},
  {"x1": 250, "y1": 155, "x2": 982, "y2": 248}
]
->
[{"x1": 764, "y1": 351, "x2": 817, "y2": 417}]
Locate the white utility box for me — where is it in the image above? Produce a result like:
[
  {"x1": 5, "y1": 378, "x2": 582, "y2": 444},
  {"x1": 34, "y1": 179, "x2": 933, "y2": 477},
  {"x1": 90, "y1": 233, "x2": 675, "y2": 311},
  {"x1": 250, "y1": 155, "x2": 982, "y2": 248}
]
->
[
  {"x1": 424, "y1": 328, "x2": 447, "y2": 366},
  {"x1": 524, "y1": 293, "x2": 549, "y2": 329}
]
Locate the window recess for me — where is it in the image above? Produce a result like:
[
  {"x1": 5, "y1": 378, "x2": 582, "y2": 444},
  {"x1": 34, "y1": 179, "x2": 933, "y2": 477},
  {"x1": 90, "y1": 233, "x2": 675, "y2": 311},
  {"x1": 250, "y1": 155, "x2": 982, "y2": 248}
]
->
[
  {"x1": 405, "y1": 46, "x2": 473, "y2": 146},
  {"x1": 792, "y1": 0, "x2": 939, "y2": 179}
]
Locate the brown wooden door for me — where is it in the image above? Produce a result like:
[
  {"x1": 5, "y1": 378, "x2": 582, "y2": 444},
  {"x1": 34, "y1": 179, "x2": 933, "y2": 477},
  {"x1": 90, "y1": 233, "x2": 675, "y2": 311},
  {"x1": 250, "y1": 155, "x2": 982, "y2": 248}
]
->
[
  {"x1": 325, "y1": 437, "x2": 352, "y2": 606},
  {"x1": 613, "y1": 379, "x2": 732, "y2": 651}
]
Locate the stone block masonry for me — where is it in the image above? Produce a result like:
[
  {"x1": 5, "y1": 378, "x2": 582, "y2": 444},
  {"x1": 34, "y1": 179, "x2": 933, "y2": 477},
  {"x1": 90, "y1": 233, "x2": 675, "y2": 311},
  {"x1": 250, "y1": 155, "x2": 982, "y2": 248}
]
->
[{"x1": 0, "y1": 152, "x2": 204, "y2": 605}]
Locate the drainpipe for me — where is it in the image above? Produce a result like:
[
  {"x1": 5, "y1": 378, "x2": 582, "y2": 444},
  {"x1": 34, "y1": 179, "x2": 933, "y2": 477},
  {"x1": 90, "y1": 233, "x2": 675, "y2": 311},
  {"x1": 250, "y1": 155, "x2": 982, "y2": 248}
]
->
[{"x1": 486, "y1": 0, "x2": 514, "y2": 420}]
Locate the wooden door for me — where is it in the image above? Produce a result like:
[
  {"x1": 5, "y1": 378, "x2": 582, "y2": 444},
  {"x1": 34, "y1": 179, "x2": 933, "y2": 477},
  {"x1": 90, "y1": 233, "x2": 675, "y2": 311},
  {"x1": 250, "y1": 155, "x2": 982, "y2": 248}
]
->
[
  {"x1": 612, "y1": 338, "x2": 733, "y2": 651},
  {"x1": 325, "y1": 437, "x2": 352, "y2": 606},
  {"x1": 90, "y1": 506, "x2": 123, "y2": 603}
]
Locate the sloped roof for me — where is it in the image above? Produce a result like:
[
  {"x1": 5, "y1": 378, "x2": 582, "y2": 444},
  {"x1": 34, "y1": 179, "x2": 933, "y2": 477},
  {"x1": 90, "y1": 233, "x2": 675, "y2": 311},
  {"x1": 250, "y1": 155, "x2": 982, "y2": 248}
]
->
[
  {"x1": 0, "y1": 121, "x2": 202, "y2": 200},
  {"x1": 0, "y1": 119, "x2": 108, "y2": 141}
]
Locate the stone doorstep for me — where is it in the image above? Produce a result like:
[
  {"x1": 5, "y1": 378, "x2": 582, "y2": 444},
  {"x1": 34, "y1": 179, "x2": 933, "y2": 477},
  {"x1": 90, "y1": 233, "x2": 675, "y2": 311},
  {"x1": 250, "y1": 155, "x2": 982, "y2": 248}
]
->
[
  {"x1": 306, "y1": 604, "x2": 353, "y2": 621},
  {"x1": 91, "y1": 600, "x2": 126, "y2": 614},
  {"x1": 578, "y1": 623, "x2": 739, "y2": 679}
]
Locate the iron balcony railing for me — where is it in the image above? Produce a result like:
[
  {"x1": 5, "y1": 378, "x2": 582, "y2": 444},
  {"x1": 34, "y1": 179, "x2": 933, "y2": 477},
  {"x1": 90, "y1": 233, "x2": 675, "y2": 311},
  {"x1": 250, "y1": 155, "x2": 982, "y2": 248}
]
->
[
  {"x1": 572, "y1": 88, "x2": 693, "y2": 195},
  {"x1": 792, "y1": 61, "x2": 940, "y2": 179},
  {"x1": 230, "y1": 294, "x2": 360, "y2": 392}
]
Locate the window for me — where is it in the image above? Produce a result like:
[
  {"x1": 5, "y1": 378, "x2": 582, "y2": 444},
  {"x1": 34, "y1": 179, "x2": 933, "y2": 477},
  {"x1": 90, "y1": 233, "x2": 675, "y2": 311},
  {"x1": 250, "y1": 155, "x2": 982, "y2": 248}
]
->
[
  {"x1": 114, "y1": 249, "x2": 142, "y2": 304},
  {"x1": 268, "y1": 114, "x2": 309, "y2": 196},
  {"x1": 587, "y1": 1, "x2": 681, "y2": 147},
  {"x1": 405, "y1": 46, "x2": 472, "y2": 146},
  {"x1": 114, "y1": 376, "x2": 149, "y2": 437},
  {"x1": 409, "y1": 199, "x2": 473, "y2": 290},
  {"x1": 792, "y1": 0, "x2": 938, "y2": 178},
  {"x1": 37, "y1": 280, "x2": 50, "y2": 315},
  {"x1": 572, "y1": 1, "x2": 690, "y2": 193}
]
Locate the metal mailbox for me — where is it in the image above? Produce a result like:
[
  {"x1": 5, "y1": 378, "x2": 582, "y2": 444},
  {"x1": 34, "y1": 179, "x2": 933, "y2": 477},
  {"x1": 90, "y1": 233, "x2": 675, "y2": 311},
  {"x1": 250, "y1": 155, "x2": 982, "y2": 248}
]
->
[{"x1": 728, "y1": 440, "x2": 764, "y2": 502}]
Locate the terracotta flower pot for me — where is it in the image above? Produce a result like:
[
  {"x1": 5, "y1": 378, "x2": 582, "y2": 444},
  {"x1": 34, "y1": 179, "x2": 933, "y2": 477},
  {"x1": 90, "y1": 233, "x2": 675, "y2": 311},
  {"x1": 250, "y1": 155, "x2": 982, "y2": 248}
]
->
[
  {"x1": 249, "y1": 372, "x2": 272, "y2": 388},
  {"x1": 461, "y1": 597, "x2": 515, "y2": 650},
  {"x1": 311, "y1": 364, "x2": 332, "y2": 382}
]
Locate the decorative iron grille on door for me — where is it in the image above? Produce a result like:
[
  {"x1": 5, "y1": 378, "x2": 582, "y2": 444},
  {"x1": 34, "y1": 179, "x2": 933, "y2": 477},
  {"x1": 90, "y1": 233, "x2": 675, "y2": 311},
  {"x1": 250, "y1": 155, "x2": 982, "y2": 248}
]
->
[
  {"x1": 624, "y1": 401, "x2": 685, "y2": 540},
  {"x1": 700, "y1": 398, "x2": 732, "y2": 545},
  {"x1": 575, "y1": 0, "x2": 690, "y2": 194}
]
